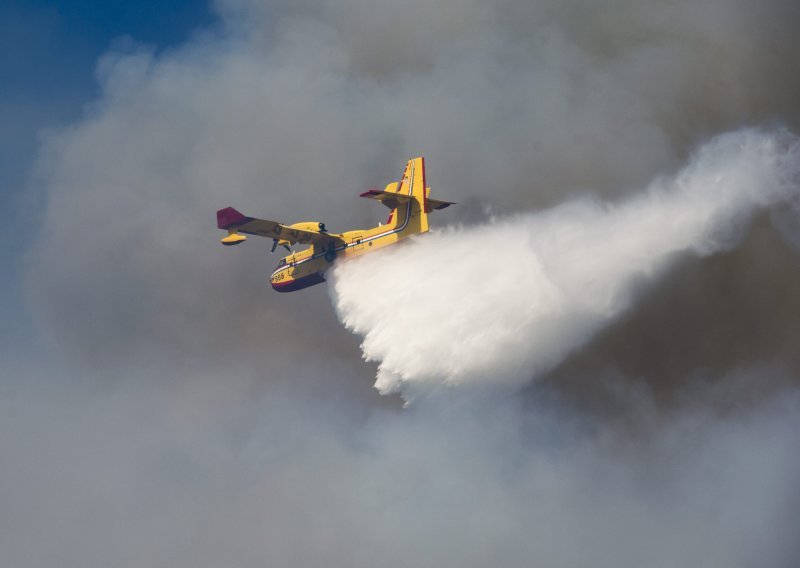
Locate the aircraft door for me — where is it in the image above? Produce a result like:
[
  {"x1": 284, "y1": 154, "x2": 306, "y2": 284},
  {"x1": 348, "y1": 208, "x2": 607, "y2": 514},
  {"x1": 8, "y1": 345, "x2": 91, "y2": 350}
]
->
[
  {"x1": 350, "y1": 234, "x2": 364, "y2": 252},
  {"x1": 286, "y1": 254, "x2": 298, "y2": 276}
]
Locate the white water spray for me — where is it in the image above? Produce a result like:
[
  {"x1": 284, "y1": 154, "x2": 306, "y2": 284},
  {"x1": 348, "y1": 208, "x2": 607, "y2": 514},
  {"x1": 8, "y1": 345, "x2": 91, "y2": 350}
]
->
[{"x1": 331, "y1": 129, "x2": 800, "y2": 399}]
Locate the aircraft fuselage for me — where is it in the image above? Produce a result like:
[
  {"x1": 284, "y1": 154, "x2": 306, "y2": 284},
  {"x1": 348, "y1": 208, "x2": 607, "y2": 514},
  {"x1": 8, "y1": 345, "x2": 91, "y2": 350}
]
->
[{"x1": 270, "y1": 207, "x2": 416, "y2": 292}]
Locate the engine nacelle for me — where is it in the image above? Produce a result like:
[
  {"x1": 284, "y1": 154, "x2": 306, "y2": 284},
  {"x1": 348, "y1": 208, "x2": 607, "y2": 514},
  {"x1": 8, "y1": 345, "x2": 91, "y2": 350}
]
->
[{"x1": 288, "y1": 221, "x2": 327, "y2": 233}]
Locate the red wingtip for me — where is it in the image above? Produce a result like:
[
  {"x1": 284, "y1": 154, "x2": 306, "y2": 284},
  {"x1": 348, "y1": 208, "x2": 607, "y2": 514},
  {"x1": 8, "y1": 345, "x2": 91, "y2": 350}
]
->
[{"x1": 216, "y1": 207, "x2": 246, "y2": 229}]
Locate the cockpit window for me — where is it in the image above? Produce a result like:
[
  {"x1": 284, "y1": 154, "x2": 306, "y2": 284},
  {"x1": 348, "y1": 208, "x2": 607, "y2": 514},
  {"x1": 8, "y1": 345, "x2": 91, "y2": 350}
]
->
[{"x1": 277, "y1": 259, "x2": 287, "y2": 268}]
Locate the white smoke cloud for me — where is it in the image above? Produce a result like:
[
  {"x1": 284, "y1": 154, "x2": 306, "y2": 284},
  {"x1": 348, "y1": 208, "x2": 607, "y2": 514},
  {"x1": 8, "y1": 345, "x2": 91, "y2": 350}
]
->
[
  {"x1": 332, "y1": 129, "x2": 800, "y2": 398},
  {"x1": 3, "y1": 366, "x2": 799, "y2": 568}
]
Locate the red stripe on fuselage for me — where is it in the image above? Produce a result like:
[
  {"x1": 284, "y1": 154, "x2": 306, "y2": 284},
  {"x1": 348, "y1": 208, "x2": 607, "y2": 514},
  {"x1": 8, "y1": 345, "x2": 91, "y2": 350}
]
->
[{"x1": 420, "y1": 157, "x2": 427, "y2": 214}]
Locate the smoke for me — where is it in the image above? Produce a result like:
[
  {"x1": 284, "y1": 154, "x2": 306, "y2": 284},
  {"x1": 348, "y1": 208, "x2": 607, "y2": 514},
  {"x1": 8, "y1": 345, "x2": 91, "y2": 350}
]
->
[
  {"x1": 10, "y1": 0, "x2": 800, "y2": 566},
  {"x1": 332, "y1": 128, "x2": 800, "y2": 398},
  {"x1": 3, "y1": 365, "x2": 799, "y2": 567}
]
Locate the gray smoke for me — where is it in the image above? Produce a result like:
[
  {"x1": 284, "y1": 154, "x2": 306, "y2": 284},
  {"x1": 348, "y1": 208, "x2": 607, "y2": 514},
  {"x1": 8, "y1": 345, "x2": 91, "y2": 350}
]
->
[{"x1": 11, "y1": 0, "x2": 800, "y2": 566}]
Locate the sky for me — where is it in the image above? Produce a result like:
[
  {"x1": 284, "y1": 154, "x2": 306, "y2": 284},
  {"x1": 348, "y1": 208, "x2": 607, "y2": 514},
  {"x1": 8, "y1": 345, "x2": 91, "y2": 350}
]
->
[{"x1": 3, "y1": 1, "x2": 800, "y2": 566}]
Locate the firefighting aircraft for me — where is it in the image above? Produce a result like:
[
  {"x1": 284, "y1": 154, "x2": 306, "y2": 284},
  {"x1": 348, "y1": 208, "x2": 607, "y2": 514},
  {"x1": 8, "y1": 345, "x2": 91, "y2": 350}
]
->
[{"x1": 216, "y1": 157, "x2": 454, "y2": 292}]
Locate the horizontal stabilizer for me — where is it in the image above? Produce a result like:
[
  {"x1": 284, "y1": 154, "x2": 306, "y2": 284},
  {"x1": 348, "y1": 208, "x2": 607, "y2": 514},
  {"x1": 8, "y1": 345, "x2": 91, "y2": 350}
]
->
[
  {"x1": 359, "y1": 189, "x2": 413, "y2": 209},
  {"x1": 425, "y1": 198, "x2": 455, "y2": 211}
]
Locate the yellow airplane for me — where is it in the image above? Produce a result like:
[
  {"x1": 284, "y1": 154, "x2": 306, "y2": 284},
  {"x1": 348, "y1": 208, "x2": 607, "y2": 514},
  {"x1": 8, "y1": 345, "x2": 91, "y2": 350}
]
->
[{"x1": 216, "y1": 157, "x2": 454, "y2": 292}]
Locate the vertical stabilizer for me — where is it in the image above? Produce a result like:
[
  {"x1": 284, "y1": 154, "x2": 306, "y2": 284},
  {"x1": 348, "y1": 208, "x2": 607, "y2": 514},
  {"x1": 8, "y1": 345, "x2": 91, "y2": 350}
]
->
[{"x1": 385, "y1": 157, "x2": 429, "y2": 236}]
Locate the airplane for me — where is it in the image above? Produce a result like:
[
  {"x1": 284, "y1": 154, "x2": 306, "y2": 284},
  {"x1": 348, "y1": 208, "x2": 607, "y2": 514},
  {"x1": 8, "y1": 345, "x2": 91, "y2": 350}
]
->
[{"x1": 216, "y1": 157, "x2": 454, "y2": 292}]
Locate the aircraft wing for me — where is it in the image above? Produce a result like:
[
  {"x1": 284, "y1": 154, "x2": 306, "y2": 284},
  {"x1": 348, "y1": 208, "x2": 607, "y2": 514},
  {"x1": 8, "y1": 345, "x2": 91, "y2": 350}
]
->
[
  {"x1": 216, "y1": 207, "x2": 342, "y2": 246},
  {"x1": 359, "y1": 189, "x2": 413, "y2": 210}
]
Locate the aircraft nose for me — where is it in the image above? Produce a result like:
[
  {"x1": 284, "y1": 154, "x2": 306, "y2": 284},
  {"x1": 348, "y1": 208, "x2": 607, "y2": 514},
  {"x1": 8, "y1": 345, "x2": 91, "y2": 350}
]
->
[{"x1": 270, "y1": 274, "x2": 291, "y2": 292}]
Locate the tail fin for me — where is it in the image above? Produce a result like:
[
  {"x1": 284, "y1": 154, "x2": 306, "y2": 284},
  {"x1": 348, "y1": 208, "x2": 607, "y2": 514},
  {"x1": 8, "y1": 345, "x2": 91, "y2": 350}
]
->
[
  {"x1": 359, "y1": 157, "x2": 455, "y2": 235},
  {"x1": 388, "y1": 157, "x2": 429, "y2": 236}
]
